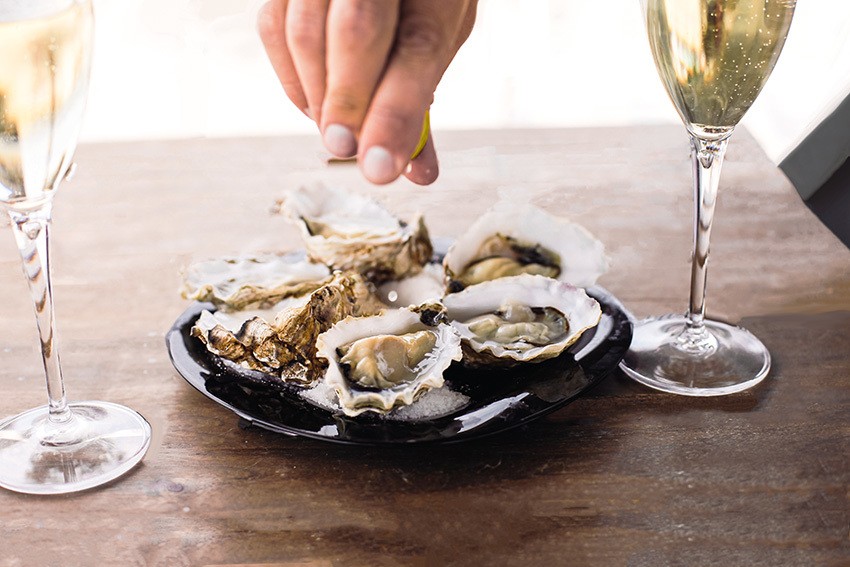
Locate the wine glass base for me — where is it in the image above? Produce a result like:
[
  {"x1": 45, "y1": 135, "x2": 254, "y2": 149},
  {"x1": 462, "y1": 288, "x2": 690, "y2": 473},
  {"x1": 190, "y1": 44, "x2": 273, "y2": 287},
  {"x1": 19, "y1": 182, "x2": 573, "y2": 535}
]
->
[
  {"x1": 619, "y1": 315, "x2": 770, "y2": 396},
  {"x1": 0, "y1": 401, "x2": 151, "y2": 495}
]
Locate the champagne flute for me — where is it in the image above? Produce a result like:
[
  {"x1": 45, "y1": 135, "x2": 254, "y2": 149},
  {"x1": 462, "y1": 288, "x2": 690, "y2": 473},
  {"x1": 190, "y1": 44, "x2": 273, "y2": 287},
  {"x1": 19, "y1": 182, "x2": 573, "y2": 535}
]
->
[
  {"x1": 0, "y1": 0, "x2": 151, "y2": 494},
  {"x1": 620, "y1": 0, "x2": 796, "y2": 395}
]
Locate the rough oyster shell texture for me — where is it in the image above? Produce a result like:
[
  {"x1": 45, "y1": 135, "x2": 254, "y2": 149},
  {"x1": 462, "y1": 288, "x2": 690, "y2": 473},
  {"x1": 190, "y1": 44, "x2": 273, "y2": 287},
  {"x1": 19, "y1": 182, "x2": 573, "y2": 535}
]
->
[
  {"x1": 316, "y1": 304, "x2": 463, "y2": 416},
  {"x1": 191, "y1": 271, "x2": 385, "y2": 385},
  {"x1": 442, "y1": 274, "x2": 602, "y2": 367},
  {"x1": 443, "y1": 202, "x2": 609, "y2": 292},
  {"x1": 280, "y1": 184, "x2": 433, "y2": 284},
  {"x1": 181, "y1": 253, "x2": 331, "y2": 311}
]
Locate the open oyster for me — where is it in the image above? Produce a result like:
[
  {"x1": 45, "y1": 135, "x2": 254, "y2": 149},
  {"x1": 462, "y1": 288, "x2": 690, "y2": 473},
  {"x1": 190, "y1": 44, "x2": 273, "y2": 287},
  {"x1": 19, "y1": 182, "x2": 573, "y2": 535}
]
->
[
  {"x1": 192, "y1": 271, "x2": 385, "y2": 385},
  {"x1": 443, "y1": 203, "x2": 608, "y2": 292},
  {"x1": 442, "y1": 274, "x2": 602, "y2": 367},
  {"x1": 279, "y1": 185, "x2": 432, "y2": 284},
  {"x1": 181, "y1": 253, "x2": 331, "y2": 311},
  {"x1": 316, "y1": 304, "x2": 462, "y2": 416}
]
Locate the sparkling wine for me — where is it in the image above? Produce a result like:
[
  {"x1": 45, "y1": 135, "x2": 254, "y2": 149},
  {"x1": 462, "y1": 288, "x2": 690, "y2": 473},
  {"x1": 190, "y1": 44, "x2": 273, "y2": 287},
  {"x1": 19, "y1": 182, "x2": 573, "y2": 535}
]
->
[
  {"x1": 621, "y1": 0, "x2": 797, "y2": 396},
  {"x1": 0, "y1": 0, "x2": 92, "y2": 207},
  {"x1": 646, "y1": 0, "x2": 795, "y2": 130},
  {"x1": 0, "y1": 0, "x2": 151, "y2": 496}
]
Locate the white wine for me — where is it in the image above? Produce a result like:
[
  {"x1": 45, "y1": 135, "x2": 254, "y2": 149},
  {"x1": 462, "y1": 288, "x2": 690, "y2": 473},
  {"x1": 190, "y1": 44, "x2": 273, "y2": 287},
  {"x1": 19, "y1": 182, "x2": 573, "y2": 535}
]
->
[
  {"x1": 646, "y1": 0, "x2": 795, "y2": 131},
  {"x1": 622, "y1": 0, "x2": 792, "y2": 396},
  {"x1": 0, "y1": 0, "x2": 93, "y2": 208}
]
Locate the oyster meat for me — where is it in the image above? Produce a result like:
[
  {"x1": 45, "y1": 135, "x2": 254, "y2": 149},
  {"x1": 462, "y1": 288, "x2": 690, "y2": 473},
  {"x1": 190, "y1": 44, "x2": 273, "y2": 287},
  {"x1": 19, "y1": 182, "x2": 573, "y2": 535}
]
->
[
  {"x1": 192, "y1": 271, "x2": 386, "y2": 385},
  {"x1": 443, "y1": 203, "x2": 608, "y2": 292},
  {"x1": 442, "y1": 274, "x2": 602, "y2": 367},
  {"x1": 316, "y1": 304, "x2": 463, "y2": 416},
  {"x1": 181, "y1": 253, "x2": 331, "y2": 311},
  {"x1": 465, "y1": 304, "x2": 569, "y2": 351},
  {"x1": 279, "y1": 184, "x2": 432, "y2": 284}
]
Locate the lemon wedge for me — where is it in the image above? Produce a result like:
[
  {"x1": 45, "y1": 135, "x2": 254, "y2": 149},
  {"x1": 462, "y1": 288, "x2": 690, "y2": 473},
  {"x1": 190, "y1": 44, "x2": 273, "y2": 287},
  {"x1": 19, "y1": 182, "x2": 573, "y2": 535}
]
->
[{"x1": 410, "y1": 110, "x2": 430, "y2": 160}]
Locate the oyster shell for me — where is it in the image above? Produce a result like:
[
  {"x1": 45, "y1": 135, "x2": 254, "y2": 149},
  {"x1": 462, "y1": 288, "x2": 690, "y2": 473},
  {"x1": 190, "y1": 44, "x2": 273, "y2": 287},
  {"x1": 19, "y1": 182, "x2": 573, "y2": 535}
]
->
[
  {"x1": 279, "y1": 185, "x2": 433, "y2": 284},
  {"x1": 181, "y1": 253, "x2": 331, "y2": 311},
  {"x1": 316, "y1": 304, "x2": 463, "y2": 416},
  {"x1": 442, "y1": 274, "x2": 602, "y2": 367},
  {"x1": 443, "y1": 203, "x2": 608, "y2": 292},
  {"x1": 191, "y1": 271, "x2": 386, "y2": 385}
]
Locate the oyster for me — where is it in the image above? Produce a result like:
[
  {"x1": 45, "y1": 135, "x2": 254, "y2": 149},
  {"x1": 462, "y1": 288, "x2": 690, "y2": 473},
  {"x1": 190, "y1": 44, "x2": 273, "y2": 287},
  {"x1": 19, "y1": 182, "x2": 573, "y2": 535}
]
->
[
  {"x1": 279, "y1": 184, "x2": 432, "y2": 284},
  {"x1": 181, "y1": 253, "x2": 331, "y2": 311},
  {"x1": 442, "y1": 274, "x2": 602, "y2": 367},
  {"x1": 316, "y1": 304, "x2": 462, "y2": 416},
  {"x1": 191, "y1": 271, "x2": 385, "y2": 384},
  {"x1": 443, "y1": 203, "x2": 608, "y2": 292}
]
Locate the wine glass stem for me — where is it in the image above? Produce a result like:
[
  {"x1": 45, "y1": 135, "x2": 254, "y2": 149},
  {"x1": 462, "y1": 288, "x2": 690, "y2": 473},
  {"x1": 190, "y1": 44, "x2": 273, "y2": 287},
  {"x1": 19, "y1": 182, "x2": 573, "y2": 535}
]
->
[
  {"x1": 684, "y1": 131, "x2": 731, "y2": 351},
  {"x1": 7, "y1": 203, "x2": 71, "y2": 425}
]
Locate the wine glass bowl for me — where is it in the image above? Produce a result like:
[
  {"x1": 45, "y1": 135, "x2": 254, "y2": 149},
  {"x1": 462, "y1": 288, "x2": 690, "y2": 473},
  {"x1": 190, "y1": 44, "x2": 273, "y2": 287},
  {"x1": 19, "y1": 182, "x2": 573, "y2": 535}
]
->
[
  {"x1": 620, "y1": 0, "x2": 796, "y2": 395},
  {"x1": 645, "y1": 0, "x2": 795, "y2": 131},
  {"x1": 0, "y1": 0, "x2": 151, "y2": 494}
]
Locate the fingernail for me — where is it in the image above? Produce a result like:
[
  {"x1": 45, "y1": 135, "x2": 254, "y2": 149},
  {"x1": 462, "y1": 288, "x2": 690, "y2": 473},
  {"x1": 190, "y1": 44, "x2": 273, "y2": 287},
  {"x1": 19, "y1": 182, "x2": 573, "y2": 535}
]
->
[
  {"x1": 323, "y1": 124, "x2": 357, "y2": 158},
  {"x1": 363, "y1": 146, "x2": 396, "y2": 183},
  {"x1": 303, "y1": 107, "x2": 313, "y2": 120}
]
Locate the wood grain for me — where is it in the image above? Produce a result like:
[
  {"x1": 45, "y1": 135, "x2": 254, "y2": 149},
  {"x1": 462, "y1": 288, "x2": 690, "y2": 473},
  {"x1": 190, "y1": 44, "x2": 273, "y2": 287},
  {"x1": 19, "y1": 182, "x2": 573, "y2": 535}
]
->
[{"x1": 0, "y1": 127, "x2": 848, "y2": 567}]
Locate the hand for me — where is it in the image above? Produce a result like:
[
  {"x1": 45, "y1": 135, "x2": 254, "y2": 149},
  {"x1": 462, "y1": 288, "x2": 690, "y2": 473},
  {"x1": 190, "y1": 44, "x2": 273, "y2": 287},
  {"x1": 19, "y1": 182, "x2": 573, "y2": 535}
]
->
[{"x1": 258, "y1": 0, "x2": 478, "y2": 185}]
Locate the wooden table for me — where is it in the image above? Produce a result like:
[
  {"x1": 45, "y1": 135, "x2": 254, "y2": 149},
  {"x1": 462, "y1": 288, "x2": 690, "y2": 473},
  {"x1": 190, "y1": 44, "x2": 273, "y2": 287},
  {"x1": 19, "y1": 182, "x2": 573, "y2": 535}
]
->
[{"x1": 1, "y1": 127, "x2": 848, "y2": 566}]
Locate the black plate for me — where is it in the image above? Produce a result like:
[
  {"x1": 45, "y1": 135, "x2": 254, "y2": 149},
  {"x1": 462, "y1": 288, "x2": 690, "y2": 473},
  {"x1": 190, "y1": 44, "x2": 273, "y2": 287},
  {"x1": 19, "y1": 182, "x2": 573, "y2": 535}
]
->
[{"x1": 166, "y1": 286, "x2": 632, "y2": 445}]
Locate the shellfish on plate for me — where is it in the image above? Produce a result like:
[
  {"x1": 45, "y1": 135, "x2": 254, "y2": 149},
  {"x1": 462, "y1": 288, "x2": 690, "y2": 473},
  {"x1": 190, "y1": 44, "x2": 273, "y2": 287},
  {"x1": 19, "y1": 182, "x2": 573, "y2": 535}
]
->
[
  {"x1": 179, "y1": 187, "x2": 614, "y2": 422},
  {"x1": 442, "y1": 274, "x2": 602, "y2": 367},
  {"x1": 315, "y1": 304, "x2": 463, "y2": 416},
  {"x1": 443, "y1": 203, "x2": 609, "y2": 292},
  {"x1": 181, "y1": 253, "x2": 331, "y2": 311},
  {"x1": 279, "y1": 184, "x2": 432, "y2": 284},
  {"x1": 191, "y1": 271, "x2": 385, "y2": 385}
]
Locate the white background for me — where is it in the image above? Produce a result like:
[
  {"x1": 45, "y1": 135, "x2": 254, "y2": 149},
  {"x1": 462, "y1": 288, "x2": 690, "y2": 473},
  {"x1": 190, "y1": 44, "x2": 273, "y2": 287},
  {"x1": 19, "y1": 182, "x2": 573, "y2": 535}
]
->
[{"x1": 82, "y1": 0, "x2": 850, "y2": 163}]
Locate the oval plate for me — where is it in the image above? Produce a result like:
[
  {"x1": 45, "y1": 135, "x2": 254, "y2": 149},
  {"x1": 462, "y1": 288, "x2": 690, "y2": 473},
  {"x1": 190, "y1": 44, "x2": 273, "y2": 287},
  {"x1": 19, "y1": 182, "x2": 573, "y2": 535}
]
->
[{"x1": 166, "y1": 286, "x2": 632, "y2": 445}]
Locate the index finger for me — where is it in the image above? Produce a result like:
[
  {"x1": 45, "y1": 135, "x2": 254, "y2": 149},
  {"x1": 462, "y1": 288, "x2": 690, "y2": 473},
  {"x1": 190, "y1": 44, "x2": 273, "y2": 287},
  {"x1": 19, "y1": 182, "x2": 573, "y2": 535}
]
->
[
  {"x1": 358, "y1": 0, "x2": 470, "y2": 184},
  {"x1": 321, "y1": 0, "x2": 399, "y2": 158}
]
